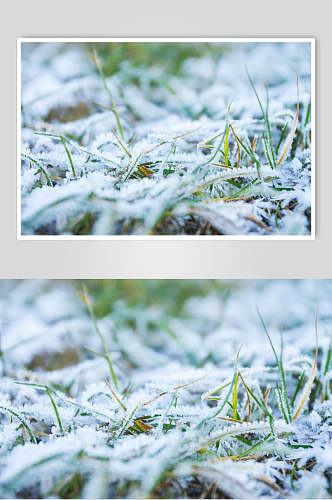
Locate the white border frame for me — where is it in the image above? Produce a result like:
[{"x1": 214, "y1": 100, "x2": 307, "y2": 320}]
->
[{"x1": 17, "y1": 37, "x2": 315, "y2": 241}]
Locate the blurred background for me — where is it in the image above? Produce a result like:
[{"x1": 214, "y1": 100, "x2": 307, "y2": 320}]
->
[{"x1": 0, "y1": 279, "x2": 327, "y2": 376}]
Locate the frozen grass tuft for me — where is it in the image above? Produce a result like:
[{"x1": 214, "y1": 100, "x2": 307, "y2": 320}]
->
[
  {"x1": 0, "y1": 279, "x2": 331, "y2": 498},
  {"x1": 20, "y1": 42, "x2": 312, "y2": 236}
]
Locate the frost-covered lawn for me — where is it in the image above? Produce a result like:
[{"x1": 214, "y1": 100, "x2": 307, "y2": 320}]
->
[
  {"x1": 0, "y1": 279, "x2": 330, "y2": 498},
  {"x1": 20, "y1": 42, "x2": 312, "y2": 236}
]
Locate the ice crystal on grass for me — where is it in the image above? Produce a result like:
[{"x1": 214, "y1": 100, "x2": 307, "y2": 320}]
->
[
  {"x1": 0, "y1": 279, "x2": 331, "y2": 498},
  {"x1": 20, "y1": 42, "x2": 312, "y2": 236}
]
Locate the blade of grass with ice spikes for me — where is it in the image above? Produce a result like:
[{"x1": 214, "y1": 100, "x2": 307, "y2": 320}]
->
[
  {"x1": 232, "y1": 372, "x2": 240, "y2": 420},
  {"x1": 34, "y1": 132, "x2": 122, "y2": 170},
  {"x1": 32, "y1": 132, "x2": 78, "y2": 177},
  {"x1": 277, "y1": 76, "x2": 300, "y2": 166},
  {"x1": 198, "y1": 419, "x2": 293, "y2": 451},
  {"x1": 239, "y1": 371, "x2": 252, "y2": 422},
  {"x1": 246, "y1": 69, "x2": 276, "y2": 169},
  {"x1": 242, "y1": 383, "x2": 274, "y2": 432},
  {"x1": 196, "y1": 347, "x2": 241, "y2": 430},
  {"x1": 229, "y1": 123, "x2": 241, "y2": 168},
  {"x1": 15, "y1": 381, "x2": 117, "y2": 424},
  {"x1": 293, "y1": 314, "x2": 318, "y2": 420},
  {"x1": 60, "y1": 136, "x2": 76, "y2": 177},
  {"x1": 0, "y1": 403, "x2": 36, "y2": 443},
  {"x1": 21, "y1": 152, "x2": 52, "y2": 186},
  {"x1": 219, "y1": 432, "x2": 273, "y2": 461},
  {"x1": 221, "y1": 177, "x2": 259, "y2": 201},
  {"x1": 104, "y1": 377, "x2": 127, "y2": 412},
  {"x1": 276, "y1": 383, "x2": 290, "y2": 423},
  {"x1": 192, "y1": 102, "x2": 232, "y2": 175},
  {"x1": 45, "y1": 385, "x2": 64, "y2": 433},
  {"x1": 81, "y1": 285, "x2": 119, "y2": 390},
  {"x1": 224, "y1": 123, "x2": 230, "y2": 167},
  {"x1": 257, "y1": 308, "x2": 292, "y2": 424},
  {"x1": 228, "y1": 123, "x2": 261, "y2": 176},
  {"x1": 117, "y1": 405, "x2": 138, "y2": 439}
]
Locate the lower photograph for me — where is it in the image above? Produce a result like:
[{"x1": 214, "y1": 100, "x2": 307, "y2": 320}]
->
[{"x1": 0, "y1": 279, "x2": 331, "y2": 499}]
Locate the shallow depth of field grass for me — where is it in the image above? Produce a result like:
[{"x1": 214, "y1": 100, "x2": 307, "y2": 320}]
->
[
  {"x1": 0, "y1": 279, "x2": 331, "y2": 498},
  {"x1": 21, "y1": 42, "x2": 312, "y2": 236}
]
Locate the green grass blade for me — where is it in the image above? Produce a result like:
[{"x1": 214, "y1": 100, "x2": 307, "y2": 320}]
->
[
  {"x1": 118, "y1": 406, "x2": 137, "y2": 438},
  {"x1": 324, "y1": 344, "x2": 331, "y2": 375},
  {"x1": 193, "y1": 102, "x2": 232, "y2": 175},
  {"x1": 276, "y1": 383, "x2": 289, "y2": 423},
  {"x1": 224, "y1": 124, "x2": 230, "y2": 166},
  {"x1": 16, "y1": 381, "x2": 117, "y2": 424},
  {"x1": 246, "y1": 69, "x2": 276, "y2": 168},
  {"x1": 82, "y1": 286, "x2": 119, "y2": 390},
  {"x1": 262, "y1": 134, "x2": 274, "y2": 169},
  {"x1": 276, "y1": 123, "x2": 288, "y2": 155},
  {"x1": 21, "y1": 153, "x2": 52, "y2": 186},
  {"x1": 304, "y1": 101, "x2": 311, "y2": 127},
  {"x1": 232, "y1": 373, "x2": 239, "y2": 420},
  {"x1": 226, "y1": 177, "x2": 258, "y2": 200},
  {"x1": 92, "y1": 50, "x2": 124, "y2": 140},
  {"x1": 257, "y1": 309, "x2": 292, "y2": 422},
  {"x1": 291, "y1": 371, "x2": 305, "y2": 407},
  {"x1": 60, "y1": 137, "x2": 76, "y2": 177},
  {"x1": 245, "y1": 385, "x2": 273, "y2": 421},
  {"x1": 46, "y1": 386, "x2": 64, "y2": 433},
  {"x1": 193, "y1": 123, "x2": 228, "y2": 175},
  {"x1": 229, "y1": 128, "x2": 260, "y2": 172},
  {"x1": 0, "y1": 404, "x2": 36, "y2": 443},
  {"x1": 238, "y1": 432, "x2": 272, "y2": 458},
  {"x1": 265, "y1": 86, "x2": 277, "y2": 167}
]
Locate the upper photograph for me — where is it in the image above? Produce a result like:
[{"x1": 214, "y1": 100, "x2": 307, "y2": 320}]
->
[{"x1": 18, "y1": 39, "x2": 314, "y2": 239}]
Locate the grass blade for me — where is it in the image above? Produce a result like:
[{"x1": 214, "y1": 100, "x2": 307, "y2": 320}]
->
[
  {"x1": 239, "y1": 372, "x2": 251, "y2": 422},
  {"x1": 0, "y1": 404, "x2": 36, "y2": 443},
  {"x1": 60, "y1": 137, "x2": 76, "y2": 177},
  {"x1": 229, "y1": 124, "x2": 260, "y2": 174},
  {"x1": 262, "y1": 134, "x2": 274, "y2": 169},
  {"x1": 229, "y1": 123, "x2": 241, "y2": 167},
  {"x1": 276, "y1": 123, "x2": 288, "y2": 155},
  {"x1": 46, "y1": 386, "x2": 64, "y2": 433},
  {"x1": 21, "y1": 153, "x2": 52, "y2": 186},
  {"x1": 246, "y1": 69, "x2": 276, "y2": 168},
  {"x1": 193, "y1": 103, "x2": 232, "y2": 175},
  {"x1": 257, "y1": 309, "x2": 292, "y2": 422},
  {"x1": 91, "y1": 50, "x2": 124, "y2": 140},
  {"x1": 224, "y1": 124, "x2": 230, "y2": 166},
  {"x1": 232, "y1": 373, "x2": 240, "y2": 420},
  {"x1": 293, "y1": 315, "x2": 318, "y2": 420},
  {"x1": 291, "y1": 371, "x2": 305, "y2": 407},
  {"x1": 81, "y1": 286, "x2": 119, "y2": 390},
  {"x1": 277, "y1": 77, "x2": 300, "y2": 166},
  {"x1": 265, "y1": 86, "x2": 277, "y2": 167}
]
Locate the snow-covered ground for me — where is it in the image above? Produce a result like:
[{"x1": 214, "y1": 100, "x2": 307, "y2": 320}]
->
[
  {"x1": 0, "y1": 280, "x2": 330, "y2": 498},
  {"x1": 20, "y1": 42, "x2": 312, "y2": 236}
]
